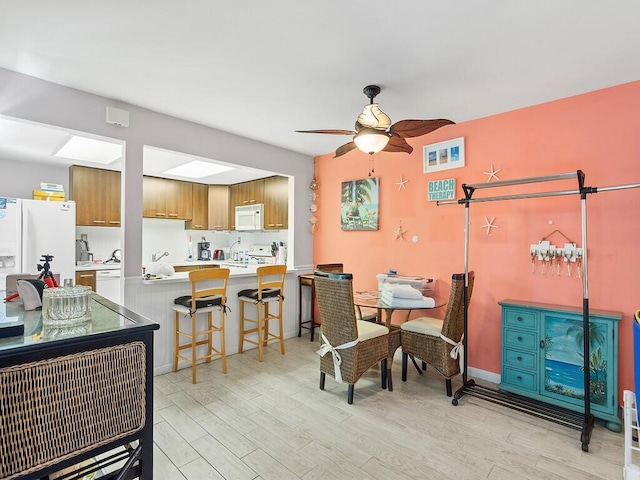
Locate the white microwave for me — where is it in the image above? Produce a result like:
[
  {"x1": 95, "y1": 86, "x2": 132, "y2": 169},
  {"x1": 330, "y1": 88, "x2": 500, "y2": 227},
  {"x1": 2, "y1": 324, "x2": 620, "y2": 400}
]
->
[{"x1": 235, "y1": 204, "x2": 264, "y2": 231}]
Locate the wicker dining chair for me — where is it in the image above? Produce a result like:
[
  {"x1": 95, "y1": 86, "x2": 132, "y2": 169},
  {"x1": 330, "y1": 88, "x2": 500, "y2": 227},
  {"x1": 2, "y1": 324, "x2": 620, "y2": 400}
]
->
[
  {"x1": 315, "y1": 263, "x2": 377, "y2": 323},
  {"x1": 400, "y1": 271, "x2": 475, "y2": 396},
  {"x1": 314, "y1": 271, "x2": 390, "y2": 404}
]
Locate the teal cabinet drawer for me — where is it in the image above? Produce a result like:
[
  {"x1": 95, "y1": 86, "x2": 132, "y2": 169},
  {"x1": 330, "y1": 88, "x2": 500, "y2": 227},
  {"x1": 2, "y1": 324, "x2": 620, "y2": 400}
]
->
[
  {"x1": 503, "y1": 348, "x2": 537, "y2": 370},
  {"x1": 503, "y1": 367, "x2": 537, "y2": 391},
  {"x1": 504, "y1": 310, "x2": 537, "y2": 329},
  {"x1": 503, "y1": 328, "x2": 537, "y2": 350}
]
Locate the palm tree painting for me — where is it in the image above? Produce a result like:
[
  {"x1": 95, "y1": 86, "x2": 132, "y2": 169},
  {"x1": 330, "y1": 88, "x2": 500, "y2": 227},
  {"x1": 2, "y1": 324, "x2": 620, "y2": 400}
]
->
[
  {"x1": 341, "y1": 177, "x2": 379, "y2": 230},
  {"x1": 543, "y1": 315, "x2": 607, "y2": 405}
]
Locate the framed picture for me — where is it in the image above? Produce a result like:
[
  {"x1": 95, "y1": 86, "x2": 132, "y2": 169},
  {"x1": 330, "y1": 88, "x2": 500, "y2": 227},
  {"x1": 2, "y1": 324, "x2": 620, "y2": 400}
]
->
[
  {"x1": 423, "y1": 137, "x2": 465, "y2": 173},
  {"x1": 340, "y1": 177, "x2": 379, "y2": 231}
]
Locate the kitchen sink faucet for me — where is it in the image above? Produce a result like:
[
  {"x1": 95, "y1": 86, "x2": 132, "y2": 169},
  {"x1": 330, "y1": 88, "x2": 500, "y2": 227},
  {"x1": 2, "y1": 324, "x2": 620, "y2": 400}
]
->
[{"x1": 152, "y1": 251, "x2": 169, "y2": 262}]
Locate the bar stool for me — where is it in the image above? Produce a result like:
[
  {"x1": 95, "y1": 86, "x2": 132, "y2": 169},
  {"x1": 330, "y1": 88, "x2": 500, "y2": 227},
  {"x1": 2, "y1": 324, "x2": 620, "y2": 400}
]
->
[
  {"x1": 173, "y1": 267, "x2": 230, "y2": 383},
  {"x1": 238, "y1": 264, "x2": 286, "y2": 362}
]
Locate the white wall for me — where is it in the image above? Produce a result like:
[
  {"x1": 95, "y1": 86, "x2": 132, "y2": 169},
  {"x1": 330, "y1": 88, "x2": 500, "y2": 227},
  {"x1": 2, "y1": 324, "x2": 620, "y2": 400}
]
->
[
  {"x1": 0, "y1": 157, "x2": 70, "y2": 198},
  {"x1": 0, "y1": 67, "x2": 315, "y2": 309}
]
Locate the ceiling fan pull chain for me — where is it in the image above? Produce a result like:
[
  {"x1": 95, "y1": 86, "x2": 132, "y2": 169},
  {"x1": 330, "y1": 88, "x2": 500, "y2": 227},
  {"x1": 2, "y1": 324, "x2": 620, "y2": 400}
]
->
[{"x1": 369, "y1": 154, "x2": 374, "y2": 176}]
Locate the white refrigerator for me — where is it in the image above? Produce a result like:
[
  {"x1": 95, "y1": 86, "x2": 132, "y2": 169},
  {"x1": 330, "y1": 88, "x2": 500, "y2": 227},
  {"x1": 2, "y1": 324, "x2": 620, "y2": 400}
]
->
[{"x1": 0, "y1": 198, "x2": 76, "y2": 291}]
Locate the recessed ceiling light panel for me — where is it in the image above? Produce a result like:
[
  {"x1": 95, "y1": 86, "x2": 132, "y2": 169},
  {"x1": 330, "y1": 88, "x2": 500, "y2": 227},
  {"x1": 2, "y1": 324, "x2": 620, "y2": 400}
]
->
[
  {"x1": 55, "y1": 135, "x2": 123, "y2": 164},
  {"x1": 163, "y1": 160, "x2": 234, "y2": 179}
]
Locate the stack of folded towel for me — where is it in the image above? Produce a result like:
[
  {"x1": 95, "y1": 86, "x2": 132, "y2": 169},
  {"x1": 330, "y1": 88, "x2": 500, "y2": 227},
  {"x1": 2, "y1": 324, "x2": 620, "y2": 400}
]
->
[{"x1": 380, "y1": 283, "x2": 435, "y2": 308}]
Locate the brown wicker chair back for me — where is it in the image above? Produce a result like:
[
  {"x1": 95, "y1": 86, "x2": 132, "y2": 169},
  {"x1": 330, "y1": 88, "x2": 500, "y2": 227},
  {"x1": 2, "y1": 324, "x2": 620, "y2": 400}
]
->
[
  {"x1": 441, "y1": 271, "x2": 475, "y2": 343},
  {"x1": 314, "y1": 273, "x2": 358, "y2": 346},
  {"x1": 400, "y1": 271, "x2": 475, "y2": 396},
  {"x1": 315, "y1": 263, "x2": 344, "y2": 274},
  {"x1": 314, "y1": 272, "x2": 389, "y2": 403}
]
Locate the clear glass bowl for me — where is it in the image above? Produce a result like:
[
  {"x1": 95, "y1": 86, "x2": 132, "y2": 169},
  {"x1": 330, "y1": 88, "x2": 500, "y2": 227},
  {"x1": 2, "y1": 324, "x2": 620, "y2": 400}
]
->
[{"x1": 42, "y1": 285, "x2": 92, "y2": 326}]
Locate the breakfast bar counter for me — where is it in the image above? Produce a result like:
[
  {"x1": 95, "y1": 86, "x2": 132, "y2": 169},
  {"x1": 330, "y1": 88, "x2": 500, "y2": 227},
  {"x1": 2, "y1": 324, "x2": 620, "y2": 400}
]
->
[{"x1": 127, "y1": 265, "x2": 301, "y2": 375}]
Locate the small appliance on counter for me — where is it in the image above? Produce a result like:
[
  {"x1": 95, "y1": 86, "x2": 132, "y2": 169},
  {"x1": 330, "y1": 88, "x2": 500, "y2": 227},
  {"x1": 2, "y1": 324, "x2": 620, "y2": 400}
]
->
[
  {"x1": 75, "y1": 234, "x2": 93, "y2": 264},
  {"x1": 213, "y1": 249, "x2": 225, "y2": 260},
  {"x1": 197, "y1": 241, "x2": 212, "y2": 261}
]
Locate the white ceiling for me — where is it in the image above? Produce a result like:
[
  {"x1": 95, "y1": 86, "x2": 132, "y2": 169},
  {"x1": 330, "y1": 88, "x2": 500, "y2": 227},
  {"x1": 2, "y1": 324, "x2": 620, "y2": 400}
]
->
[{"x1": 1, "y1": 1, "x2": 640, "y2": 165}]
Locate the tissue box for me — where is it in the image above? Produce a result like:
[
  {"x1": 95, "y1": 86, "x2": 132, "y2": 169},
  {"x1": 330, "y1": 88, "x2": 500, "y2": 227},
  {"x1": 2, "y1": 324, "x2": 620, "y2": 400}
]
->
[{"x1": 376, "y1": 274, "x2": 436, "y2": 296}]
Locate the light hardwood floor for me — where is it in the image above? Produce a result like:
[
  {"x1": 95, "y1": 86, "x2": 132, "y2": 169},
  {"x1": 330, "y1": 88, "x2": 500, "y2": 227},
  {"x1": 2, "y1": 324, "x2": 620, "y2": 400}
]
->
[{"x1": 152, "y1": 335, "x2": 625, "y2": 480}]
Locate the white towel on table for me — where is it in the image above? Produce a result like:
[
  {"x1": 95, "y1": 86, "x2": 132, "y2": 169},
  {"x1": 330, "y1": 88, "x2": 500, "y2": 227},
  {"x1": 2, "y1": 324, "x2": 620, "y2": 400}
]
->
[
  {"x1": 380, "y1": 292, "x2": 435, "y2": 308},
  {"x1": 381, "y1": 283, "x2": 423, "y2": 299}
]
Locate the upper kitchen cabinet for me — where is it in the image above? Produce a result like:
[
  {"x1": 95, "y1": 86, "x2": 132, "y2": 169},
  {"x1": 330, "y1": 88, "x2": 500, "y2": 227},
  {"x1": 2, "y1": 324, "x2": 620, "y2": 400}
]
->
[
  {"x1": 185, "y1": 183, "x2": 208, "y2": 230},
  {"x1": 69, "y1": 165, "x2": 121, "y2": 227},
  {"x1": 228, "y1": 179, "x2": 265, "y2": 230},
  {"x1": 263, "y1": 176, "x2": 288, "y2": 230},
  {"x1": 208, "y1": 185, "x2": 229, "y2": 231},
  {"x1": 229, "y1": 179, "x2": 264, "y2": 209},
  {"x1": 143, "y1": 176, "x2": 193, "y2": 220}
]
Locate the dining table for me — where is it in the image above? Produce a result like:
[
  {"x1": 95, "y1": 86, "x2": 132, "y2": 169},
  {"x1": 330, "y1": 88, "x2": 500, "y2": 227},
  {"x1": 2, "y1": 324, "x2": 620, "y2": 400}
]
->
[{"x1": 352, "y1": 290, "x2": 446, "y2": 391}]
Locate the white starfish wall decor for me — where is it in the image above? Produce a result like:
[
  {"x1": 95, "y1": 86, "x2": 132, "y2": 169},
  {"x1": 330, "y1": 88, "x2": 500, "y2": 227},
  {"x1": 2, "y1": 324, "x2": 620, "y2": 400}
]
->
[
  {"x1": 483, "y1": 164, "x2": 501, "y2": 182},
  {"x1": 396, "y1": 175, "x2": 408, "y2": 191},
  {"x1": 480, "y1": 216, "x2": 499, "y2": 235}
]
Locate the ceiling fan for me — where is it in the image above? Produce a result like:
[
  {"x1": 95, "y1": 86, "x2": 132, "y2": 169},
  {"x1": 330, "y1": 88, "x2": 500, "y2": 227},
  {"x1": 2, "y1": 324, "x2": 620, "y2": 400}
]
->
[{"x1": 296, "y1": 85, "x2": 455, "y2": 172}]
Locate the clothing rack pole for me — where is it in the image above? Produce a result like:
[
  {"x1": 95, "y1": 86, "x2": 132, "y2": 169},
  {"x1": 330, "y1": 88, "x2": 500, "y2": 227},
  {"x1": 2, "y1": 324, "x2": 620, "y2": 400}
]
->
[
  {"x1": 441, "y1": 170, "x2": 602, "y2": 448},
  {"x1": 441, "y1": 172, "x2": 640, "y2": 450},
  {"x1": 442, "y1": 174, "x2": 640, "y2": 450}
]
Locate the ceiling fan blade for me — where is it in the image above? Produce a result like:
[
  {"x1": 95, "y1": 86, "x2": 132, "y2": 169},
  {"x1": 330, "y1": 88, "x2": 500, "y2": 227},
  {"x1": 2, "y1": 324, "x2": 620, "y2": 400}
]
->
[
  {"x1": 296, "y1": 129, "x2": 356, "y2": 135},
  {"x1": 390, "y1": 119, "x2": 455, "y2": 138},
  {"x1": 383, "y1": 136, "x2": 413, "y2": 154},
  {"x1": 334, "y1": 141, "x2": 358, "y2": 158}
]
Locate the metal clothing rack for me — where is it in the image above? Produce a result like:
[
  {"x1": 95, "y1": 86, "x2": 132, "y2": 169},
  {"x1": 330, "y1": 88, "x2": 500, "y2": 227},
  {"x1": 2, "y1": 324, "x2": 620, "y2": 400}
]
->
[{"x1": 437, "y1": 170, "x2": 640, "y2": 452}]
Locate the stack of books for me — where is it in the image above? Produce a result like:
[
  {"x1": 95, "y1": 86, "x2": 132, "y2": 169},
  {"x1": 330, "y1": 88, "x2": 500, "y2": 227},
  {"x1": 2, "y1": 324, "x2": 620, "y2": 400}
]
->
[{"x1": 33, "y1": 182, "x2": 65, "y2": 201}]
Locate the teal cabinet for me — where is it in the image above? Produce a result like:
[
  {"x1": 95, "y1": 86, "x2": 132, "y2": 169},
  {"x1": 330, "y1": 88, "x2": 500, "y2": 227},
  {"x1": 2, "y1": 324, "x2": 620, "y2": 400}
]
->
[{"x1": 498, "y1": 299, "x2": 622, "y2": 431}]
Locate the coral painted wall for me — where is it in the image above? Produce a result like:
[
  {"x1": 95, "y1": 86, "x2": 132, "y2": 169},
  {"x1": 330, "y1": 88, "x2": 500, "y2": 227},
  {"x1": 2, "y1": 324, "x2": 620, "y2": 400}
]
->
[{"x1": 313, "y1": 81, "x2": 640, "y2": 398}]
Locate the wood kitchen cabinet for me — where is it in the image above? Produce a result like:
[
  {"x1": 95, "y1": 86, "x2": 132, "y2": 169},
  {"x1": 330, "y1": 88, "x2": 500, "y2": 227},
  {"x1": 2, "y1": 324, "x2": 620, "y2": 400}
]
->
[
  {"x1": 143, "y1": 176, "x2": 193, "y2": 220},
  {"x1": 69, "y1": 166, "x2": 121, "y2": 227},
  {"x1": 208, "y1": 184, "x2": 229, "y2": 230},
  {"x1": 263, "y1": 175, "x2": 288, "y2": 229},
  {"x1": 230, "y1": 179, "x2": 264, "y2": 208},
  {"x1": 75, "y1": 269, "x2": 96, "y2": 291},
  {"x1": 228, "y1": 179, "x2": 264, "y2": 230},
  {"x1": 186, "y1": 182, "x2": 208, "y2": 230}
]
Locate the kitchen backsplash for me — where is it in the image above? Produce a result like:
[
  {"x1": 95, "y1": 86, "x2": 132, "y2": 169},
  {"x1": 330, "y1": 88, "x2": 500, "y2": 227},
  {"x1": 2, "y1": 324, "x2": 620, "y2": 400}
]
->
[
  {"x1": 75, "y1": 226, "x2": 122, "y2": 263},
  {"x1": 142, "y1": 218, "x2": 288, "y2": 267},
  {"x1": 78, "y1": 220, "x2": 288, "y2": 268}
]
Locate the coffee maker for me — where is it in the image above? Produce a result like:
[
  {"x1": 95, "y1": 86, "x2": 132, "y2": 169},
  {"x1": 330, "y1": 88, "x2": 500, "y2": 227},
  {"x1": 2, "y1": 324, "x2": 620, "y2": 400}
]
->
[
  {"x1": 75, "y1": 235, "x2": 93, "y2": 264},
  {"x1": 197, "y1": 242, "x2": 211, "y2": 261}
]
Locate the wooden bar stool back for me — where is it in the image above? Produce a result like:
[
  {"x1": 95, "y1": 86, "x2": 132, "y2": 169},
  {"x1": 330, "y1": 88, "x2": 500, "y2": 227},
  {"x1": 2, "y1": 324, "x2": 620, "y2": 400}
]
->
[
  {"x1": 238, "y1": 264, "x2": 287, "y2": 362},
  {"x1": 173, "y1": 267, "x2": 230, "y2": 383}
]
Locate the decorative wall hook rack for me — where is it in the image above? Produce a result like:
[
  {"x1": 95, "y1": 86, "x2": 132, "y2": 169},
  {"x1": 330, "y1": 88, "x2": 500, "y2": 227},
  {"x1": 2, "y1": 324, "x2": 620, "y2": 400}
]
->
[{"x1": 530, "y1": 239, "x2": 582, "y2": 277}]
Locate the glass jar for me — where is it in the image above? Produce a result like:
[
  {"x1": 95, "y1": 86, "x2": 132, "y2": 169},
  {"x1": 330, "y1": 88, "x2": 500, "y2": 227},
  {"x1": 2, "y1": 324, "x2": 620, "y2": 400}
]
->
[{"x1": 42, "y1": 285, "x2": 92, "y2": 326}]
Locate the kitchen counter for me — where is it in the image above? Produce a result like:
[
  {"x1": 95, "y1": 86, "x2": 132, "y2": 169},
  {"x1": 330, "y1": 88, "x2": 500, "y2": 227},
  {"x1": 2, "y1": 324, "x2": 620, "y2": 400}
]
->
[
  {"x1": 75, "y1": 262, "x2": 121, "y2": 271},
  {"x1": 141, "y1": 264, "x2": 292, "y2": 283},
  {"x1": 127, "y1": 265, "x2": 300, "y2": 375}
]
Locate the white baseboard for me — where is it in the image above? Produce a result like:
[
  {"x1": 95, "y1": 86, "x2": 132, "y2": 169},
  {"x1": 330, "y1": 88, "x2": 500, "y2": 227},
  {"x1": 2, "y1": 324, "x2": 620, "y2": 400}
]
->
[{"x1": 467, "y1": 366, "x2": 501, "y2": 385}]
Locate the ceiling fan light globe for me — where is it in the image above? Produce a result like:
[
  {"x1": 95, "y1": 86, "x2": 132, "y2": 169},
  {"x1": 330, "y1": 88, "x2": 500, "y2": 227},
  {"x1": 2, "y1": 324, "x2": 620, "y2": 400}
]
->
[
  {"x1": 357, "y1": 104, "x2": 392, "y2": 130},
  {"x1": 354, "y1": 128, "x2": 390, "y2": 154}
]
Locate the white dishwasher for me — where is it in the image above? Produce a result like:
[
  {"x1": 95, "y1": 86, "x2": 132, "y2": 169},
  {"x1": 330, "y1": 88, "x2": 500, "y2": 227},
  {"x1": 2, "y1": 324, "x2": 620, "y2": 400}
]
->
[{"x1": 96, "y1": 268, "x2": 121, "y2": 304}]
